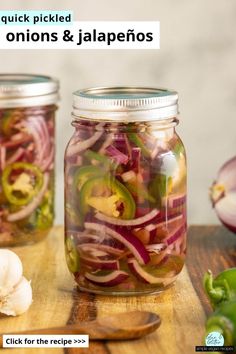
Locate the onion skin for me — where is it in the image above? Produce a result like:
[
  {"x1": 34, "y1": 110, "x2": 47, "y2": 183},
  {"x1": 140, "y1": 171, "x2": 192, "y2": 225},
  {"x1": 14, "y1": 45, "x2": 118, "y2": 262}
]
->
[{"x1": 210, "y1": 156, "x2": 236, "y2": 233}]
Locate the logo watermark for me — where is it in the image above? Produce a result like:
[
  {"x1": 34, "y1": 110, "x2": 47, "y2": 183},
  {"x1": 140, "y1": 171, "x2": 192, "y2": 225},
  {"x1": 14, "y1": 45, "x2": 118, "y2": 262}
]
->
[
  {"x1": 205, "y1": 332, "x2": 224, "y2": 347},
  {"x1": 195, "y1": 332, "x2": 235, "y2": 352}
]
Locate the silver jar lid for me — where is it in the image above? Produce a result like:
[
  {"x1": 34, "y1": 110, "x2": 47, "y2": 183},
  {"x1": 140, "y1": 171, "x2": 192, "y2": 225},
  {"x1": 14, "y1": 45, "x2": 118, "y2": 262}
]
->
[
  {"x1": 73, "y1": 86, "x2": 178, "y2": 122},
  {"x1": 0, "y1": 74, "x2": 59, "y2": 108}
]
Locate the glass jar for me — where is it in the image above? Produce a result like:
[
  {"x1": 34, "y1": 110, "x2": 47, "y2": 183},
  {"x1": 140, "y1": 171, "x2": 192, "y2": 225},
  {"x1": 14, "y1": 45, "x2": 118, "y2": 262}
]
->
[
  {"x1": 0, "y1": 74, "x2": 59, "y2": 246},
  {"x1": 64, "y1": 87, "x2": 187, "y2": 295}
]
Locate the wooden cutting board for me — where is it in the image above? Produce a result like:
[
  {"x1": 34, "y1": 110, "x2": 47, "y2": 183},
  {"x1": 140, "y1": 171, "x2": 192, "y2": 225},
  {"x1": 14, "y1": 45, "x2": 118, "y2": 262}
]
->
[{"x1": 0, "y1": 225, "x2": 235, "y2": 354}]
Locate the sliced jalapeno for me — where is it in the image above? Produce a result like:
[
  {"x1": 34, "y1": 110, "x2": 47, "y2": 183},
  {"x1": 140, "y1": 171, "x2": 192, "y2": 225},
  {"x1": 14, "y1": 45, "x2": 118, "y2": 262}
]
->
[
  {"x1": 65, "y1": 235, "x2": 80, "y2": 273},
  {"x1": 2, "y1": 162, "x2": 43, "y2": 206},
  {"x1": 79, "y1": 175, "x2": 136, "y2": 219}
]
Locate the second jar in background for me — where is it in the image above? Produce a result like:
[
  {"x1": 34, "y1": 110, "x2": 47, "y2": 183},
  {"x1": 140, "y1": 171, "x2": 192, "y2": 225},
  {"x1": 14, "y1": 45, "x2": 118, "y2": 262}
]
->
[
  {"x1": 65, "y1": 87, "x2": 187, "y2": 295},
  {"x1": 0, "y1": 74, "x2": 59, "y2": 246}
]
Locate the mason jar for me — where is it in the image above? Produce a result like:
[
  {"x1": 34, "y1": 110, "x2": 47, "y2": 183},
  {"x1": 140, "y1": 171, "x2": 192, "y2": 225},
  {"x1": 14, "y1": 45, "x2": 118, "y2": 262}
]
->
[
  {"x1": 0, "y1": 74, "x2": 59, "y2": 246},
  {"x1": 64, "y1": 87, "x2": 187, "y2": 295}
]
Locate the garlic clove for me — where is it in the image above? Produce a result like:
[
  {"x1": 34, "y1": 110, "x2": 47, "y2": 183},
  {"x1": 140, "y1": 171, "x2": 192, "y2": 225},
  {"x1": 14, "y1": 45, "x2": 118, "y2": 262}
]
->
[
  {"x1": 0, "y1": 249, "x2": 23, "y2": 297},
  {"x1": 0, "y1": 276, "x2": 32, "y2": 316}
]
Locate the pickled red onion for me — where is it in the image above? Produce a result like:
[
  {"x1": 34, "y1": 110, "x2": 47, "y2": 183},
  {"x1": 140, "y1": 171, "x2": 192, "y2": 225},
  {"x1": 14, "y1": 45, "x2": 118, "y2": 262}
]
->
[
  {"x1": 85, "y1": 270, "x2": 129, "y2": 287},
  {"x1": 127, "y1": 259, "x2": 175, "y2": 285},
  {"x1": 5, "y1": 148, "x2": 25, "y2": 165},
  {"x1": 67, "y1": 124, "x2": 104, "y2": 156},
  {"x1": 80, "y1": 243, "x2": 123, "y2": 256},
  {"x1": 165, "y1": 224, "x2": 185, "y2": 245},
  {"x1": 0, "y1": 147, "x2": 6, "y2": 171},
  {"x1": 105, "y1": 145, "x2": 129, "y2": 165},
  {"x1": 94, "y1": 208, "x2": 159, "y2": 227},
  {"x1": 80, "y1": 255, "x2": 119, "y2": 270},
  {"x1": 85, "y1": 222, "x2": 150, "y2": 265},
  {"x1": 25, "y1": 117, "x2": 54, "y2": 172}
]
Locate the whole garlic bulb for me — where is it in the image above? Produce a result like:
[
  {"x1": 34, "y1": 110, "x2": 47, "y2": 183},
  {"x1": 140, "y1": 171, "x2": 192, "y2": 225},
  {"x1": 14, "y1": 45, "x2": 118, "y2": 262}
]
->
[
  {"x1": 0, "y1": 249, "x2": 23, "y2": 297},
  {"x1": 0, "y1": 277, "x2": 32, "y2": 316},
  {"x1": 0, "y1": 249, "x2": 32, "y2": 316}
]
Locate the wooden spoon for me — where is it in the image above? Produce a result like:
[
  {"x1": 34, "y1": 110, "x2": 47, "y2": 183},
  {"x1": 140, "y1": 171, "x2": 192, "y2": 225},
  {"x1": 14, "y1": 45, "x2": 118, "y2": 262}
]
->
[{"x1": 0, "y1": 311, "x2": 161, "y2": 346}]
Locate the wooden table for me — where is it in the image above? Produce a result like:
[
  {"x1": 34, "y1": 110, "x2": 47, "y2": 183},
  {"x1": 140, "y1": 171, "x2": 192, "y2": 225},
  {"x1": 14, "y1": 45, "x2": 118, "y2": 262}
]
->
[{"x1": 1, "y1": 225, "x2": 236, "y2": 354}]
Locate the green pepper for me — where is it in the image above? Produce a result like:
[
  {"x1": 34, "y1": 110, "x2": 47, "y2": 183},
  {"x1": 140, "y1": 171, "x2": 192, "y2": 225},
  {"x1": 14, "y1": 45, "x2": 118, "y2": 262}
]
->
[
  {"x1": 149, "y1": 174, "x2": 172, "y2": 205},
  {"x1": 35, "y1": 190, "x2": 54, "y2": 230},
  {"x1": 205, "y1": 300, "x2": 236, "y2": 347},
  {"x1": 65, "y1": 202, "x2": 83, "y2": 227},
  {"x1": 129, "y1": 133, "x2": 150, "y2": 158},
  {"x1": 65, "y1": 235, "x2": 80, "y2": 273},
  {"x1": 72, "y1": 165, "x2": 105, "y2": 193},
  {"x1": 79, "y1": 175, "x2": 136, "y2": 219},
  {"x1": 173, "y1": 140, "x2": 185, "y2": 157},
  {"x1": 84, "y1": 149, "x2": 112, "y2": 166},
  {"x1": 2, "y1": 162, "x2": 43, "y2": 206},
  {"x1": 14, "y1": 190, "x2": 53, "y2": 231},
  {"x1": 204, "y1": 269, "x2": 236, "y2": 309},
  {"x1": 1, "y1": 110, "x2": 19, "y2": 136},
  {"x1": 71, "y1": 165, "x2": 105, "y2": 225},
  {"x1": 125, "y1": 181, "x2": 156, "y2": 204}
]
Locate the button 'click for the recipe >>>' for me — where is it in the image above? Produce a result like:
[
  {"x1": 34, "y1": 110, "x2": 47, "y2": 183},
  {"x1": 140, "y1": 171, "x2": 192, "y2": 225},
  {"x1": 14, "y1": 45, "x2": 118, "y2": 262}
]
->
[{"x1": 3, "y1": 335, "x2": 89, "y2": 348}]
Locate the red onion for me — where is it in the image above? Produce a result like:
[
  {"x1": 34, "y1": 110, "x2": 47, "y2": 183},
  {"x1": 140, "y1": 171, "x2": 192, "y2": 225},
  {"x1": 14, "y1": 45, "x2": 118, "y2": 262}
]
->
[
  {"x1": 127, "y1": 259, "x2": 175, "y2": 285},
  {"x1": 79, "y1": 243, "x2": 123, "y2": 256},
  {"x1": 25, "y1": 117, "x2": 54, "y2": 172},
  {"x1": 167, "y1": 194, "x2": 186, "y2": 209},
  {"x1": 5, "y1": 148, "x2": 25, "y2": 165},
  {"x1": 67, "y1": 124, "x2": 104, "y2": 156},
  {"x1": 80, "y1": 245, "x2": 109, "y2": 257},
  {"x1": 7, "y1": 173, "x2": 49, "y2": 222},
  {"x1": 210, "y1": 156, "x2": 236, "y2": 233},
  {"x1": 94, "y1": 208, "x2": 159, "y2": 227},
  {"x1": 130, "y1": 147, "x2": 141, "y2": 172},
  {"x1": 152, "y1": 214, "x2": 184, "y2": 241},
  {"x1": 85, "y1": 270, "x2": 129, "y2": 287},
  {"x1": 146, "y1": 243, "x2": 167, "y2": 253},
  {"x1": 165, "y1": 224, "x2": 185, "y2": 245},
  {"x1": 0, "y1": 147, "x2": 6, "y2": 171},
  {"x1": 214, "y1": 193, "x2": 236, "y2": 233},
  {"x1": 99, "y1": 135, "x2": 113, "y2": 154},
  {"x1": 105, "y1": 145, "x2": 129, "y2": 165},
  {"x1": 84, "y1": 222, "x2": 150, "y2": 265},
  {"x1": 80, "y1": 255, "x2": 119, "y2": 270}
]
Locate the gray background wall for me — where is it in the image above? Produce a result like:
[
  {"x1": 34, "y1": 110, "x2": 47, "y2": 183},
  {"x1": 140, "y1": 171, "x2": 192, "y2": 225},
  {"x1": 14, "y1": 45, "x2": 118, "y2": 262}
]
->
[{"x1": 1, "y1": 0, "x2": 236, "y2": 225}]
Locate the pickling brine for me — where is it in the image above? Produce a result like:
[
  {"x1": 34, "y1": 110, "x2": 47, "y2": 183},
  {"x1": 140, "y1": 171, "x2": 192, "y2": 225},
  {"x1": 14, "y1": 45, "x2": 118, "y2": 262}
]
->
[
  {"x1": 64, "y1": 87, "x2": 187, "y2": 295},
  {"x1": 0, "y1": 74, "x2": 59, "y2": 246}
]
